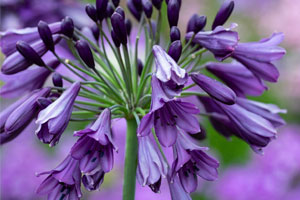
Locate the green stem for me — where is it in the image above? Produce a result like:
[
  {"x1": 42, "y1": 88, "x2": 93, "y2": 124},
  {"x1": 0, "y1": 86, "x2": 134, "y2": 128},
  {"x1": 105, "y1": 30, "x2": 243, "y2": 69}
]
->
[{"x1": 123, "y1": 117, "x2": 138, "y2": 200}]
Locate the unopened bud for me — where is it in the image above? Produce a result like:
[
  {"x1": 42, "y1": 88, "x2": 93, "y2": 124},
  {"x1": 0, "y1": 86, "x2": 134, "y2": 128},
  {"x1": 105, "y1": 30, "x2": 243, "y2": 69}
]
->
[
  {"x1": 168, "y1": 40, "x2": 182, "y2": 62},
  {"x1": 170, "y1": 26, "x2": 181, "y2": 42},
  {"x1": 86, "y1": 4, "x2": 98, "y2": 22},
  {"x1": 75, "y1": 40, "x2": 95, "y2": 69},
  {"x1": 212, "y1": 0, "x2": 234, "y2": 30},
  {"x1": 61, "y1": 16, "x2": 74, "y2": 38},
  {"x1": 16, "y1": 41, "x2": 45, "y2": 66},
  {"x1": 38, "y1": 21, "x2": 54, "y2": 51}
]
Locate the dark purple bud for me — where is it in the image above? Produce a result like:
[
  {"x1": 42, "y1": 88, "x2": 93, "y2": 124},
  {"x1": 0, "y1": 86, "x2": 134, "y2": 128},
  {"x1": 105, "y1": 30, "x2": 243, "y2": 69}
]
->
[
  {"x1": 111, "y1": 30, "x2": 121, "y2": 47},
  {"x1": 152, "y1": 0, "x2": 163, "y2": 9},
  {"x1": 115, "y1": 6, "x2": 125, "y2": 19},
  {"x1": 75, "y1": 40, "x2": 95, "y2": 69},
  {"x1": 143, "y1": 0, "x2": 153, "y2": 18},
  {"x1": 52, "y1": 72, "x2": 63, "y2": 88},
  {"x1": 168, "y1": 40, "x2": 182, "y2": 62},
  {"x1": 96, "y1": 0, "x2": 109, "y2": 21},
  {"x1": 37, "y1": 97, "x2": 52, "y2": 109},
  {"x1": 61, "y1": 16, "x2": 74, "y2": 38},
  {"x1": 112, "y1": 0, "x2": 120, "y2": 7},
  {"x1": 166, "y1": 0, "x2": 181, "y2": 7},
  {"x1": 38, "y1": 21, "x2": 54, "y2": 51},
  {"x1": 86, "y1": 4, "x2": 98, "y2": 22},
  {"x1": 138, "y1": 59, "x2": 144, "y2": 76},
  {"x1": 125, "y1": 19, "x2": 132, "y2": 36},
  {"x1": 111, "y1": 12, "x2": 127, "y2": 45},
  {"x1": 106, "y1": 2, "x2": 115, "y2": 18},
  {"x1": 167, "y1": 0, "x2": 181, "y2": 28},
  {"x1": 91, "y1": 24, "x2": 100, "y2": 41},
  {"x1": 191, "y1": 73, "x2": 237, "y2": 105},
  {"x1": 133, "y1": 0, "x2": 143, "y2": 11},
  {"x1": 127, "y1": 0, "x2": 142, "y2": 21},
  {"x1": 187, "y1": 14, "x2": 207, "y2": 33},
  {"x1": 212, "y1": 0, "x2": 234, "y2": 30},
  {"x1": 16, "y1": 41, "x2": 45, "y2": 66},
  {"x1": 170, "y1": 26, "x2": 181, "y2": 42}
]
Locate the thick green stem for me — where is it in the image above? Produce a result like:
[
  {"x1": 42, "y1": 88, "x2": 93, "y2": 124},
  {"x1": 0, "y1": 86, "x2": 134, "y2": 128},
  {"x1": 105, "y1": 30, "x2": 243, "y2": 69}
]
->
[{"x1": 123, "y1": 117, "x2": 138, "y2": 200}]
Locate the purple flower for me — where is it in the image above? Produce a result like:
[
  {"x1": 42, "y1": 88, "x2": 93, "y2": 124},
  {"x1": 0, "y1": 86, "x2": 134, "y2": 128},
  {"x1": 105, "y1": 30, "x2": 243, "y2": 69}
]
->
[
  {"x1": 172, "y1": 130, "x2": 219, "y2": 193},
  {"x1": 70, "y1": 109, "x2": 116, "y2": 190},
  {"x1": 138, "y1": 76, "x2": 200, "y2": 147},
  {"x1": 1, "y1": 34, "x2": 60, "y2": 74},
  {"x1": 168, "y1": 175, "x2": 192, "y2": 200},
  {"x1": 236, "y1": 98, "x2": 286, "y2": 128},
  {"x1": 35, "y1": 82, "x2": 81, "y2": 147},
  {"x1": 206, "y1": 61, "x2": 267, "y2": 97},
  {"x1": 191, "y1": 73, "x2": 236, "y2": 105},
  {"x1": 186, "y1": 24, "x2": 239, "y2": 61},
  {"x1": 0, "y1": 60, "x2": 59, "y2": 98},
  {"x1": 36, "y1": 155, "x2": 82, "y2": 200},
  {"x1": 2, "y1": 88, "x2": 50, "y2": 144},
  {"x1": 0, "y1": 22, "x2": 61, "y2": 56},
  {"x1": 232, "y1": 32, "x2": 286, "y2": 82},
  {"x1": 136, "y1": 135, "x2": 168, "y2": 192}
]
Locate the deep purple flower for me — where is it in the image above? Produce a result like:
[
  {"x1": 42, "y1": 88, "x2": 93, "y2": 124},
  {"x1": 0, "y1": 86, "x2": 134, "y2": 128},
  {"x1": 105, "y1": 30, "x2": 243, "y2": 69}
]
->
[
  {"x1": 71, "y1": 109, "x2": 117, "y2": 174},
  {"x1": 111, "y1": 12, "x2": 127, "y2": 45},
  {"x1": 191, "y1": 73, "x2": 236, "y2": 105},
  {"x1": 168, "y1": 175, "x2": 192, "y2": 200},
  {"x1": 172, "y1": 130, "x2": 219, "y2": 193},
  {"x1": 187, "y1": 14, "x2": 207, "y2": 33},
  {"x1": 0, "y1": 22, "x2": 61, "y2": 56},
  {"x1": 1, "y1": 35, "x2": 60, "y2": 74},
  {"x1": 136, "y1": 135, "x2": 168, "y2": 192},
  {"x1": 232, "y1": 33, "x2": 286, "y2": 82},
  {"x1": 186, "y1": 24, "x2": 239, "y2": 61},
  {"x1": 206, "y1": 61, "x2": 267, "y2": 97},
  {"x1": 35, "y1": 82, "x2": 81, "y2": 147},
  {"x1": 75, "y1": 40, "x2": 95, "y2": 69},
  {"x1": 138, "y1": 77, "x2": 200, "y2": 147},
  {"x1": 167, "y1": 0, "x2": 181, "y2": 28},
  {"x1": 168, "y1": 40, "x2": 182, "y2": 62},
  {"x1": 2, "y1": 88, "x2": 50, "y2": 144},
  {"x1": 85, "y1": 4, "x2": 98, "y2": 22},
  {"x1": 212, "y1": 0, "x2": 234, "y2": 30},
  {"x1": 170, "y1": 26, "x2": 181, "y2": 42},
  {"x1": 36, "y1": 155, "x2": 82, "y2": 200},
  {"x1": 96, "y1": 0, "x2": 108, "y2": 21},
  {"x1": 236, "y1": 98, "x2": 286, "y2": 128},
  {"x1": 37, "y1": 21, "x2": 54, "y2": 51},
  {"x1": 0, "y1": 59, "x2": 59, "y2": 98}
]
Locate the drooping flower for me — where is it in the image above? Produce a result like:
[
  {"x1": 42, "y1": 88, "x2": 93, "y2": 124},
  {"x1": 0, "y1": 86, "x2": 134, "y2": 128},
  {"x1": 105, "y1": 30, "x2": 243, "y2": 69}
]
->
[
  {"x1": 35, "y1": 82, "x2": 81, "y2": 147},
  {"x1": 232, "y1": 32, "x2": 286, "y2": 82},
  {"x1": 186, "y1": 24, "x2": 239, "y2": 61},
  {"x1": 36, "y1": 155, "x2": 82, "y2": 200},
  {"x1": 2, "y1": 88, "x2": 50, "y2": 144},
  {"x1": 136, "y1": 135, "x2": 168, "y2": 192},
  {"x1": 172, "y1": 130, "x2": 219, "y2": 193},
  {"x1": 206, "y1": 61, "x2": 267, "y2": 97},
  {"x1": 191, "y1": 73, "x2": 236, "y2": 105}
]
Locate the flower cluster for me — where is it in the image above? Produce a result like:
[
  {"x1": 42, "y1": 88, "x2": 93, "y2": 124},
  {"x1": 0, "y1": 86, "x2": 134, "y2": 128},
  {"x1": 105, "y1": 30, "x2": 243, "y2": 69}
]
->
[{"x1": 0, "y1": 0, "x2": 286, "y2": 199}]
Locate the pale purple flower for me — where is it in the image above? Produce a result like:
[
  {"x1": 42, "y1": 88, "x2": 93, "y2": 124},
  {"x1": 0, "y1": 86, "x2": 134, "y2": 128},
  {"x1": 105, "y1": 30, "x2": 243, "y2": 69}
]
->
[
  {"x1": 206, "y1": 61, "x2": 267, "y2": 97},
  {"x1": 232, "y1": 32, "x2": 286, "y2": 82},
  {"x1": 136, "y1": 135, "x2": 168, "y2": 192},
  {"x1": 186, "y1": 24, "x2": 239, "y2": 61},
  {"x1": 168, "y1": 175, "x2": 192, "y2": 200},
  {"x1": 36, "y1": 155, "x2": 82, "y2": 200},
  {"x1": 35, "y1": 82, "x2": 80, "y2": 147}
]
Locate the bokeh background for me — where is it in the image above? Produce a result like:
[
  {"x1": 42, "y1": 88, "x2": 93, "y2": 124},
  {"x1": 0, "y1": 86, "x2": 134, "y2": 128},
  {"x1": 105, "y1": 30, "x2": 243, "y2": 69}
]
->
[{"x1": 1, "y1": 0, "x2": 300, "y2": 199}]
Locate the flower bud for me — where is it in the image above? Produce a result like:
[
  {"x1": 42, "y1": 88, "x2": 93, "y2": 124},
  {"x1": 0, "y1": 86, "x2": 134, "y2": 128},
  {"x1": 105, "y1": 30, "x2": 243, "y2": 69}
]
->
[
  {"x1": 187, "y1": 14, "x2": 206, "y2": 33},
  {"x1": 111, "y1": 12, "x2": 127, "y2": 45},
  {"x1": 168, "y1": 40, "x2": 182, "y2": 62},
  {"x1": 106, "y1": 2, "x2": 115, "y2": 18},
  {"x1": 111, "y1": 30, "x2": 121, "y2": 47},
  {"x1": 96, "y1": 0, "x2": 108, "y2": 21},
  {"x1": 138, "y1": 59, "x2": 144, "y2": 76},
  {"x1": 212, "y1": 0, "x2": 234, "y2": 30},
  {"x1": 91, "y1": 24, "x2": 100, "y2": 41},
  {"x1": 112, "y1": 0, "x2": 120, "y2": 7},
  {"x1": 38, "y1": 21, "x2": 54, "y2": 51},
  {"x1": 125, "y1": 19, "x2": 132, "y2": 36},
  {"x1": 75, "y1": 40, "x2": 95, "y2": 69},
  {"x1": 85, "y1": 4, "x2": 98, "y2": 22},
  {"x1": 115, "y1": 6, "x2": 125, "y2": 19},
  {"x1": 61, "y1": 16, "x2": 74, "y2": 38},
  {"x1": 52, "y1": 72, "x2": 63, "y2": 88},
  {"x1": 167, "y1": 0, "x2": 181, "y2": 28},
  {"x1": 127, "y1": 0, "x2": 142, "y2": 21},
  {"x1": 133, "y1": 0, "x2": 143, "y2": 11},
  {"x1": 16, "y1": 41, "x2": 45, "y2": 66},
  {"x1": 143, "y1": 0, "x2": 153, "y2": 18},
  {"x1": 37, "y1": 97, "x2": 52, "y2": 109},
  {"x1": 170, "y1": 26, "x2": 181, "y2": 42},
  {"x1": 152, "y1": 0, "x2": 163, "y2": 10}
]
